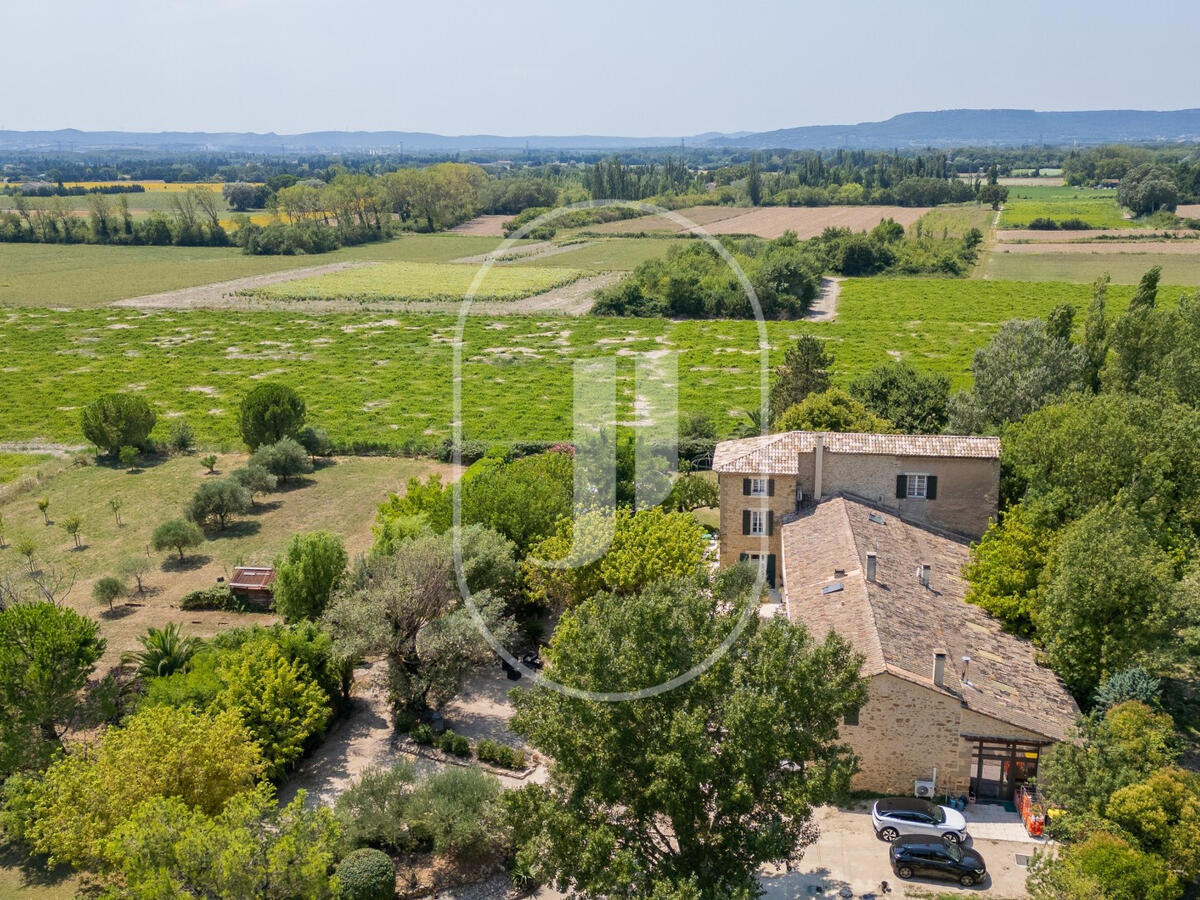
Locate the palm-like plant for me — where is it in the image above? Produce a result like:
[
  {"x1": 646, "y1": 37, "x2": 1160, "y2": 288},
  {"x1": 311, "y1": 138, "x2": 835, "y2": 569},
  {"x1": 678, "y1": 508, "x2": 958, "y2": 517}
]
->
[
  {"x1": 735, "y1": 407, "x2": 767, "y2": 437},
  {"x1": 121, "y1": 622, "x2": 201, "y2": 678}
]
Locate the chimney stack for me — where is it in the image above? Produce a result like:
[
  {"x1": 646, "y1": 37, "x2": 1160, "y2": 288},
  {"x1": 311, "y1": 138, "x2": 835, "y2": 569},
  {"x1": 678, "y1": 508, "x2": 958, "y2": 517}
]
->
[
  {"x1": 932, "y1": 649, "x2": 947, "y2": 688},
  {"x1": 865, "y1": 552, "x2": 877, "y2": 583},
  {"x1": 917, "y1": 564, "x2": 931, "y2": 588}
]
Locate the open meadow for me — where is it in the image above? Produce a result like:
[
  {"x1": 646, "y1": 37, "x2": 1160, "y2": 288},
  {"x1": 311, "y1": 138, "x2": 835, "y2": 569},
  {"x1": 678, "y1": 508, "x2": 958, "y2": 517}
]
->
[
  {"x1": 0, "y1": 452, "x2": 449, "y2": 670},
  {"x1": 0, "y1": 278, "x2": 1156, "y2": 452}
]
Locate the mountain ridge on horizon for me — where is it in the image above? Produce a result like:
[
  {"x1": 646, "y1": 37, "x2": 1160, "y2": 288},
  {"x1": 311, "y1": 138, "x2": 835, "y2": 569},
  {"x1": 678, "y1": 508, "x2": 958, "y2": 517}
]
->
[{"x1": 3, "y1": 108, "x2": 1199, "y2": 154}]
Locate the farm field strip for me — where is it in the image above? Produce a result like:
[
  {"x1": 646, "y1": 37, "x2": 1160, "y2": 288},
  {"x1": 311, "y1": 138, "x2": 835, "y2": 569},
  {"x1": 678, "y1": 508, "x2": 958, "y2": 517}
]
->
[
  {"x1": 244, "y1": 260, "x2": 583, "y2": 303},
  {"x1": 979, "y1": 251, "x2": 1200, "y2": 285},
  {"x1": 998, "y1": 185, "x2": 1137, "y2": 229},
  {"x1": 0, "y1": 234, "x2": 534, "y2": 307},
  {"x1": 584, "y1": 205, "x2": 931, "y2": 240},
  {"x1": 995, "y1": 227, "x2": 1196, "y2": 243},
  {"x1": 0, "y1": 279, "x2": 1156, "y2": 450}
]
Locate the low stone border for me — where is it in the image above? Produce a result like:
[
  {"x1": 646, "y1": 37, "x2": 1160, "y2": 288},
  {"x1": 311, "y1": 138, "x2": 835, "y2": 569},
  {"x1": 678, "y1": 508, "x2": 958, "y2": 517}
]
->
[{"x1": 396, "y1": 736, "x2": 540, "y2": 781}]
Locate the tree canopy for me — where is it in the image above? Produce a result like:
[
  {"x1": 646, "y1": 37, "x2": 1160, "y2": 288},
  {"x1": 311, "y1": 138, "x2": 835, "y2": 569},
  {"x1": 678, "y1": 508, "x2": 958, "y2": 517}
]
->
[{"x1": 238, "y1": 382, "x2": 306, "y2": 450}]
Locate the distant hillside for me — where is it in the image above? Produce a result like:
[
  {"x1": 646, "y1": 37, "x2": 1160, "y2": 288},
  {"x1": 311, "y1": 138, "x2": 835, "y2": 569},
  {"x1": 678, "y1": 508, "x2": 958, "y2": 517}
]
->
[
  {"x1": 716, "y1": 108, "x2": 1200, "y2": 149},
  {"x1": 2, "y1": 109, "x2": 1199, "y2": 154}
]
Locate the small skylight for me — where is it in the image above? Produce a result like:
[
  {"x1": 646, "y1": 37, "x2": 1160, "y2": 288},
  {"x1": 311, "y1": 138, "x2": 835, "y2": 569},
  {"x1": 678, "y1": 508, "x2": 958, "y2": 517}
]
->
[
  {"x1": 868, "y1": 513, "x2": 886, "y2": 524},
  {"x1": 821, "y1": 582, "x2": 844, "y2": 595}
]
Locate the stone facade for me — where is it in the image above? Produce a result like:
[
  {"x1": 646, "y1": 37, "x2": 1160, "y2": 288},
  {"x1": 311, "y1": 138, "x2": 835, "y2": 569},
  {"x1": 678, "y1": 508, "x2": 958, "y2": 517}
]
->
[
  {"x1": 717, "y1": 473, "x2": 797, "y2": 582},
  {"x1": 844, "y1": 672, "x2": 1054, "y2": 796}
]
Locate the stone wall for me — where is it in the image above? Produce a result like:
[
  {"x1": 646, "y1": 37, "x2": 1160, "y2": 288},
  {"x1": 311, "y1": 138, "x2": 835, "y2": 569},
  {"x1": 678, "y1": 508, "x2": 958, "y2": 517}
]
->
[
  {"x1": 844, "y1": 672, "x2": 1052, "y2": 796},
  {"x1": 717, "y1": 472, "x2": 798, "y2": 574}
]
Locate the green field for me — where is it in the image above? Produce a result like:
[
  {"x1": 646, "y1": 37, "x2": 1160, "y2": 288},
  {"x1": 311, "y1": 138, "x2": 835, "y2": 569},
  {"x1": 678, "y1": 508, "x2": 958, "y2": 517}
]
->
[
  {"x1": 247, "y1": 260, "x2": 582, "y2": 303},
  {"x1": 512, "y1": 237, "x2": 684, "y2": 271},
  {"x1": 0, "y1": 279, "x2": 1154, "y2": 450},
  {"x1": 0, "y1": 234, "x2": 536, "y2": 308},
  {"x1": 911, "y1": 203, "x2": 996, "y2": 239},
  {"x1": 0, "y1": 453, "x2": 52, "y2": 485},
  {"x1": 980, "y1": 249, "x2": 1200, "y2": 285},
  {"x1": 998, "y1": 185, "x2": 1136, "y2": 229}
]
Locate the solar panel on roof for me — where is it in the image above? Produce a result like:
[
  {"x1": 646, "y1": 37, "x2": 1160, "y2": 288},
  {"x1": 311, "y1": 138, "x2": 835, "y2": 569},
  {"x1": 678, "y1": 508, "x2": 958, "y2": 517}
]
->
[
  {"x1": 821, "y1": 582, "x2": 844, "y2": 594},
  {"x1": 868, "y1": 513, "x2": 886, "y2": 524}
]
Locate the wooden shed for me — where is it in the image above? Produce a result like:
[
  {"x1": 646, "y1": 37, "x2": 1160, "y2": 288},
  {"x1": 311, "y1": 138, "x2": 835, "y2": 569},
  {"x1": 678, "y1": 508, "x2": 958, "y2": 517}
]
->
[{"x1": 229, "y1": 566, "x2": 276, "y2": 603}]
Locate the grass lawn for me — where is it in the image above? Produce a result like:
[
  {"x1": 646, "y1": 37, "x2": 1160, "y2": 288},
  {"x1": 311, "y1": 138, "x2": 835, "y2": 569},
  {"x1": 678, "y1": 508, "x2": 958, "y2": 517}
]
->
[
  {"x1": 0, "y1": 234, "x2": 530, "y2": 308},
  {"x1": 980, "y1": 249, "x2": 1200, "y2": 285},
  {"x1": 247, "y1": 260, "x2": 582, "y2": 303},
  {"x1": 998, "y1": 185, "x2": 1137, "y2": 229},
  {"x1": 0, "y1": 453, "x2": 449, "y2": 670},
  {"x1": 0, "y1": 844, "x2": 80, "y2": 900},
  {"x1": 0, "y1": 453, "x2": 53, "y2": 485},
  {"x1": 0, "y1": 278, "x2": 1159, "y2": 452},
  {"x1": 912, "y1": 203, "x2": 996, "y2": 239}
]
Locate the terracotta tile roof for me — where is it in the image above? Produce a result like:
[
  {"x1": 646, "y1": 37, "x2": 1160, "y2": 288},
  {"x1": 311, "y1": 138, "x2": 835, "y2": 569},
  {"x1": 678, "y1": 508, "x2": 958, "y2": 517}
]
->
[
  {"x1": 712, "y1": 431, "x2": 1001, "y2": 475},
  {"x1": 780, "y1": 495, "x2": 1078, "y2": 742}
]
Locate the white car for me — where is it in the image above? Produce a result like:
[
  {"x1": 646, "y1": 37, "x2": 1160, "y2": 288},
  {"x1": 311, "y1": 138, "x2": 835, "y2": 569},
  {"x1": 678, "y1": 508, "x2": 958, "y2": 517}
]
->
[{"x1": 872, "y1": 797, "x2": 969, "y2": 843}]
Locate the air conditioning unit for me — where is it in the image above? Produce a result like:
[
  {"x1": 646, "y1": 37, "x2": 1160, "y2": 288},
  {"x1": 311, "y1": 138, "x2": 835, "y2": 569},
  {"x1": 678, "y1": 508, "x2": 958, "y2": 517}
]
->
[{"x1": 914, "y1": 779, "x2": 936, "y2": 799}]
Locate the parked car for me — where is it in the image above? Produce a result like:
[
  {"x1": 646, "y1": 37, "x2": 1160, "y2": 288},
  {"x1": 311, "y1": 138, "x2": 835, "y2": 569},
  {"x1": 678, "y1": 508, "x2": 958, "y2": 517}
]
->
[
  {"x1": 890, "y1": 835, "x2": 988, "y2": 887},
  {"x1": 871, "y1": 797, "x2": 969, "y2": 843}
]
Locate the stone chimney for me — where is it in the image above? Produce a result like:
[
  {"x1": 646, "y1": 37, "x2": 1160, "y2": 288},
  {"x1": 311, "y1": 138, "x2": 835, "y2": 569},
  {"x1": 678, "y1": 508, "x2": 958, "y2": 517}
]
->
[
  {"x1": 814, "y1": 433, "x2": 824, "y2": 501},
  {"x1": 932, "y1": 649, "x2": 947, "y2": 688},
  {"x1": 917, "y1": 564, "x2": 931, "y2": 588},
  {"x1": 865, "y1": 552, "x2": 877, "y2": 583}
]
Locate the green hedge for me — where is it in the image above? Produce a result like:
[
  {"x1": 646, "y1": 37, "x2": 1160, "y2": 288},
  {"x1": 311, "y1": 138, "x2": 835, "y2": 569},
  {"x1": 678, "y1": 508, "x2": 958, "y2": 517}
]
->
[{"x1": 476, "y1": 738, "x2": 526, "y2": 770}]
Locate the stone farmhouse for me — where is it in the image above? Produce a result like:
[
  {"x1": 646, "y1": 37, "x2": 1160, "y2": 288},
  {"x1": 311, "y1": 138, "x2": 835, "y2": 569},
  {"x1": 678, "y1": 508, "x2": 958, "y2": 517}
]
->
[{"x1": 713, "y1": 431, "x2": 1078, "y2": 800}]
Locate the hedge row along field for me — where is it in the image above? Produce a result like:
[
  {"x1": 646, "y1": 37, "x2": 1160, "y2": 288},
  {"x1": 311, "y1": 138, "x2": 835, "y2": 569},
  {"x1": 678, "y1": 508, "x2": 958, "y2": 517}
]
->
[
  {"x1": 242, "y1": 260, "x2": 582, "y2": 304},
  {"x1": 0, "y1": 279, "x2": 1152, "y2": 450}
]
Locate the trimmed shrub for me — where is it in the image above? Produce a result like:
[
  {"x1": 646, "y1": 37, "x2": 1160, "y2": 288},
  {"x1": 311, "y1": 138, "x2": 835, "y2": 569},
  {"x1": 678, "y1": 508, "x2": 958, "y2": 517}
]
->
[
  {"x1": 437, "y1": 730, "x2": 471, "y2": 758},
  {"x1": 250, "y1": 437, "x2": 314, "y2": 483},
  {"x1": 476, "y1": 739, "x2": 526, "y2": 770},
  {"x1": 335, "y1": 848, "x2": 396, "y2": 900},
  {"x1": 409, "y1": 723, "x2": 434, "y2": 745}
]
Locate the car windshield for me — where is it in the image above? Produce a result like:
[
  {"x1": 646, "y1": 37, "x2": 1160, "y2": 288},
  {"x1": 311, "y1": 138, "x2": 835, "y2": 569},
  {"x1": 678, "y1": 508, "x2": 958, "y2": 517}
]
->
[
  {"x1": 931, "y1": 804, "x2": 947, "y2": 824},
  {"x1": 944, "y1": 841, "x2": 963, "y2": 862}
]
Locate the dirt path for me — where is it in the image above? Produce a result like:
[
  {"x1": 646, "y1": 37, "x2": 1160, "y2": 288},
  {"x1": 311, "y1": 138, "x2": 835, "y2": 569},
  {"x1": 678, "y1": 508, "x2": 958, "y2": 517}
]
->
[
  {"x1": 0, "y1": 442, "x2": 85, "y2": 458},
  {"x1": 449, "y1": 215, "x2": 513, "y2": 236},
  {"x1": 111, "y1": 261, "x2": 375, "y2": 310},
  {"x1": 804, "y1": 277, "x2": 841, "y2": 322}
]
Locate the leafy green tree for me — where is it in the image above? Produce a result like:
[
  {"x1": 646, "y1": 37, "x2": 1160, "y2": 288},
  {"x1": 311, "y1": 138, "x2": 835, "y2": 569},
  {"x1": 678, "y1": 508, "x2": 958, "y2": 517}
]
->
[
  {"x1": 1028, "y1": 832, "x2": 1181, "y2": 900},
  {"x1": 522, "y1": 507, "x2": 708, "y2": 609},
  {"x1": 200, "y1": 453, "x2": 218, "y2": 473},
  {"x1": 23, "y1": 704, "x2": 262, "y2": 868},
  {"x1": 239, "y1": 382, "x2": 306, "y2": 450},
  {"x1": 1082, "y1": 273, "x2": 1111, "y2": 393},
  {"x1": 460, "y1": 450, "x2": 574, "y2": 554},
  {"x1": 121, "y1": 623, "x2": 200, "y2": 678},
  {"x1": 231, "y1": 463, "x2": 277, "y2": 503},
  {"x1": 849, "y1": 361, "x2": 950, "y2": 433},
  {"x1": 273, "y1": 530, "x2": 349, "y2": 622},
  {"x1": 118, "y1": 445, "x2": 139, "y2": 469},
  {"x1": 118, "y1": 554, "x2": 151, "y2": 594},
  {"x1": 746, "y1": 156, "x2": 762, "y2": 206},
  {"x1": 169, "y1": 418, "x2": 195, "y2": 452},
  {"x1": 298, "y1": 425, "x2": 333, "y2": 459},
  {"x1": 60, "y1": 514, "x2": 83, "y2": 549},
  {"x1": 215, "y1": 637, "x2": 331, "y2": 779},
  {"x1": 1107, "y1": 767, "x2": 1200, "y2": 882},
  {"x1": 0, "y1": 602, "x2": 104, "y2": 774},
  {"x1": 373, "y1": 473, "x2": 450, "y2": 554},
  {"x1": 769, "y1": 334, "x2": 833, "y2": 415},
  {"x1": 80, "y1": 392, "x2": 156, "y2": 456},
  {"x1": 324, "y1": 528, "x2": 516, "y2": 717},
  {"x1": 185, "y1": 478, "x2": 251, "y2": 530},
  {"x1": 1117, "y1": 163, "x2": 1179, "y2": 216},
  {"x1": 963, "y1": 502, "x2": 1053, "y2": 636},
  {"x1": 152, "y1": 518, "x2": 205, "y2": 561},
  {"x1": 92, "y1": 575, "x2": 125, "y2": 611},
  {"x1": 36, "y1": 496, "x2": 50, "y2": 525},
  {"x1": 948, "y1": 318, "x2": 1087, "y2": 433},
  {"x1": 102, "y1": 784, "x2": 340, "y2": 898},
  {"x1": 403, "y1": 766, "x2": 507, "y2": 863},
  {"x1": 250, "y1": 437, "x2": 314, "y2": 483},
  {"x1": 773, "y1": 387, "x2": 893, "y2": 433},
  {"x1": 506, "y1": 569, "x2": 866, "y2": 898},
  {"x1": 15, "y1": 537, "x2": 37, "y2": 572},
  {"x1": 662, "y1": 470, "x2": 720, "y2": 512},
  {"x1": 1003, "y1": 394, "x2": 1200, "y2": 531},
  {"x1": 1042, "y1": 701, "x2": 1178, "y2": 819},
  {"x1": 334, "y1": 762, "x2": 418, "y2": 852},
  {"x1": 1039, "y1": 504, "x2": 1188, "y2": 697},
  {"x1": 107, "y1": 496, "x2": 123, "y2": 526}
]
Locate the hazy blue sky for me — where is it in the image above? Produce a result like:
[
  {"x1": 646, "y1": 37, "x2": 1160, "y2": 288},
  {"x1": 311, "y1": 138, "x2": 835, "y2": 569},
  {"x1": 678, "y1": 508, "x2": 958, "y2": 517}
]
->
[{"x1": 8, "y1": 0, "x2": 1199, "y2": 135}]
